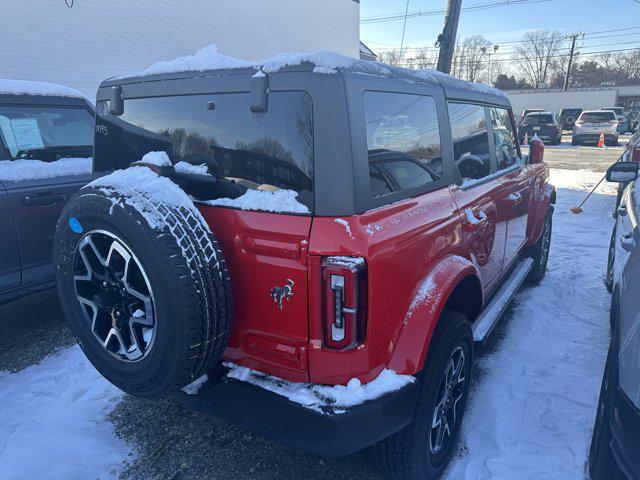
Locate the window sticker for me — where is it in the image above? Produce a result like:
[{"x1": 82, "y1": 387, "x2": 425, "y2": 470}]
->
[
  {"x1": 10, "y1": 118, "x2": 45, "y2": 152},
  {"x1": 0, "y1": 116, "x2": 19, "y2": 156}
]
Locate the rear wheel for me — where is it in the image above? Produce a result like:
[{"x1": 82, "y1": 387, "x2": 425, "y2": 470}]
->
[
  {"x1": 605, "y1": 226, "x2": 616, "y2": 294},
  {"x1": 375, "y1": 309, "x2": 473, "y2": 480},
  {"x1": 55, "y1": 181, "x2": 233, "y2": 398},
  {"x1": 588, "y1": 341, "x2": 624, "y2": 479}
]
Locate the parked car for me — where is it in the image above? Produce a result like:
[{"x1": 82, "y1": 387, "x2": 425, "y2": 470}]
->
[
  {"x1": 518, "y1": 111, "x2": 562, "y2": 145},
  {"x1": 54, "y1": 57, "x2": 555, "y2": 479},
  {"x1": 591, "y1": 161, "x2": 640, "y2": 480},
  {"x1": 559, "y1": 107, "x2": 583, "y2": 131},
  {"x1": 520, "y1": 108, "x2": 545, "y2": 123},
  {"x1": 613, "y1": 132, "x2": 640, "y2": 215},
  {"x1": 0, "y1": 79, "x2": 94, "y2": 305},
  {"x1": 601, "y1": 107, "x2": 629, "y2": 133},
  {"x1": 573, "y1": 110, "x2": 619, "y2": 146}
]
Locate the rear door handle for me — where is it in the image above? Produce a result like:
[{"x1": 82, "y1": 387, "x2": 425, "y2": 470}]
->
[
  {"x1": 620, "y1": 231, "x2": 636, "y2": 252},
  {"x1": 23, "y1": 193, "x2": 65, "y2": 207}
]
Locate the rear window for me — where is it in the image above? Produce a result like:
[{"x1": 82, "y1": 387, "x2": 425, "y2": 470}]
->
[
  {"x1": 580, "y1": 112, "x2": 616, "y2": 122},
  {"x1": 96, "y1": 91, "x2": 314, "y2": 211},
  {"x1": 363, "y1": 92, "x2": 443, "y2": 198},
  {"x1": 522, "y1": 114, "x2": 553, "y2": 124},
  {"x1": 0, "y1": 105, "x2": 93, "y2": 161}
]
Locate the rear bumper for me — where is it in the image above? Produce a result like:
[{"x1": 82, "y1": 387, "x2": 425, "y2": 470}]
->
[
  {"x1": 572, "y1": 133, "x2": 618, "y2": 144},
  {"x1": 172, "y1": 374, "x2": 420, "y2": 457},
  {"x1": 611, "y1": 388, "x2": 640, "y2": 479}
]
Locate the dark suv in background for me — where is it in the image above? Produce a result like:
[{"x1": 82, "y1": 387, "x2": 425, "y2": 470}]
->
[
  {"x1": 518, "y1": 111, "x2": 562, "y2": 145},
  {"x1": 559, "y1": 108, "x2": 582, "y2": 131},
  {"x1": 0, "y1": 80, "x2": 94, "y2": 304}
]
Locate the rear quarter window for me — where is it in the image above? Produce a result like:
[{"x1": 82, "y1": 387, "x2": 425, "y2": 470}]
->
[{"x1": 362, "y1": 91, "x2": 443, "y2": 198}]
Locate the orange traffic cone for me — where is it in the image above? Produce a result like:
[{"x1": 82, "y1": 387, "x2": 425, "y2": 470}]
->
[
  {"x1": 523, "y1": 131, "x2": 528, "y2": 146},
  {"x1": 597, "y1": 132, "x2": 605, "y2": 148}
]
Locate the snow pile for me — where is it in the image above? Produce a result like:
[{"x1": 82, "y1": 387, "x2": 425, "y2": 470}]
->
[
  {"x1": 122, "y1": 44, "x2": 393, "y2": 79},
  {"x1": 139, "y1": 150, "x2": 171, "y2": 167},
  {"x1": 182, "y1": 374, "x2": 209, "y2": 395},
  {"x1": 445, "y1": 168, "x2": 615, "y2": 479},
  {"x1": 0, "y1": 346, "x2": 128, "y2": 479},
  {"x1": 0, "y1": 78, "x2": 87, "y2": 100},
  {"x1": 88, "y1": 165, "x2": 211, "y2": 232},
  {"x1": 225, "y1": 363, "x2": 414, "y2": 413},
  {"x1": 203, "y1": 189, "x2": 310, "y2": 214},
  {"x1": 174, "y1": 161, "x2": 209, "y2": 175},
  {"x1": 0, "y1": 157, "x2": 92, "y2": 182}
]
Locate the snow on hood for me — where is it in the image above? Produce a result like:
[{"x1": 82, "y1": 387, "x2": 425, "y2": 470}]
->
[
  {"x1": 0, "y1": 157, "x2": 92, "y2": 182},
  {"x1": 203, "y1": 188, "x2": 310, "y2": 214},
  {"x1": 0, "y1": 78, "x2": 88, "y2": 100},
  {"x1": 139, "y1": 150, "x2": 171, "y2": 167},
  {"x1": 225, "y1": 363, "x2": 415, "y2": 413}
]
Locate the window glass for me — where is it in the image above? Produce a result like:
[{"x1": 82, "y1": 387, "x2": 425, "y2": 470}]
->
[
  {"x1": 363, "y1": 92, "x2": 442, "y2": 197},
  {"x1": 447, "y1": 103, "x2": 491, "y2": 182},
  {"x1": 490, "y1": 107, "x2": 520, "y2": 170},
  {"x1": 522, "y1": 114, "x2": 553, "y2": 124},
  {"x1": 97, "y1": 92, "x2": 314, "y2": 211},
  {"x1": 0, "y1": 106, "x2": 93, "y2": 161},
  {"x1": 579, "y1": 111, "x2": 616, "y2": 123}
]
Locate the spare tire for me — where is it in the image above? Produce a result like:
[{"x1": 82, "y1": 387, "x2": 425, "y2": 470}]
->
[{"x1": 54, "y1": 167, "x2": 232, "y2": 398}]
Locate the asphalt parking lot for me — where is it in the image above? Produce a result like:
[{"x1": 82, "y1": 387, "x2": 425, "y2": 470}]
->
[{"x1": 0, "y1": 136, "x2": 629, "y2": 480}]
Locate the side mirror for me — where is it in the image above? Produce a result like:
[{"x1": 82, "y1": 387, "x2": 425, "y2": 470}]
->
[
  {"x1": 606, "y1": 162, "x2": 640, "y2": 183},
  {"x1": 528, "y1": 136, "x2": 545, "y2": 164}
]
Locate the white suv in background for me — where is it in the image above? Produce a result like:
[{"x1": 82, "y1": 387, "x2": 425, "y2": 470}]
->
[{"x1": 572, "y1": 110, "x2": 619, "y2": 146}]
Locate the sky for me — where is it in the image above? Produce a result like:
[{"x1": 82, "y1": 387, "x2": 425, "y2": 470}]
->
[{"x1": 360, "y1": 0, "x2": 640, "y2": 60}]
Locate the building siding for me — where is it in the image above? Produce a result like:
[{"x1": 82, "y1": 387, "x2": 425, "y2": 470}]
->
[{"x1": 1, "y1": 0, "x2": 359, "y2": 99}]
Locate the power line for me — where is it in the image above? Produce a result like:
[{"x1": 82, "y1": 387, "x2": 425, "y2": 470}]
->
[{"x1": 360, "y1": 0, "x2": 551, "y2": 24}]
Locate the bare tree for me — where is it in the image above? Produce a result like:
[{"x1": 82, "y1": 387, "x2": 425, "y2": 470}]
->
[
  {"x1": 449, "y1": 35, "x2": 490, "y2": 82},
  {"x1": 514, "y1": 29, "x2": 565, "y2": 88},
  {"x1": 411, "y1": 47, "x2": 438, "y2": 70},
  {"x1": 378, "y1": 49, "x2": 404, "y2": 67}
]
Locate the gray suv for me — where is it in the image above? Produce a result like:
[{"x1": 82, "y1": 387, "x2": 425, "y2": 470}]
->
[{"x1": 0, "y1": 81, "x2": 94, "y2": 304}]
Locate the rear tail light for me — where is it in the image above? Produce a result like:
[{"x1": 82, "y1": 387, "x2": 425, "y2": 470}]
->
[
  {"x1": 631, "y1": 147, "x2": 640, "y2": 163},
  {"x1": 322, "y1": 256, "x2": 367, "y2": 350}
]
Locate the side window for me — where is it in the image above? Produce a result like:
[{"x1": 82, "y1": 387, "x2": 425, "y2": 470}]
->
[
  {"x1": 363, "y1": 92, "x2": 443, "y2": 198},
  {"x1": 490, "y1": 107, "x2": 519, "y2": 170},
  {"x1": 447, "y1": 102, "x2": 491, "y2": 182}
]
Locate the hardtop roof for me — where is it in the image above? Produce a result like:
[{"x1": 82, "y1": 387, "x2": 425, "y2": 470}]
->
[{"x1": 99, "y1": 45, "x2": 509, "y2": 106}]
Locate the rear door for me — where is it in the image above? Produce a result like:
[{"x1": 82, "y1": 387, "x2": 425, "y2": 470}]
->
[
  {"x1": 0, "y1": 180, "x2": 20, "y2": 291},
  {"x1": 489, "y1": 106, "x2": 533, "y2": 267},
  {"x1": 447, "y1": 102, "x2": 506, "y2": 288},
  {"x1": 618, "y1": 182, "x2": 640, "y2": 408},
  {"x1": 0, "y1": 102, "x2": 94, "y2": 287}
]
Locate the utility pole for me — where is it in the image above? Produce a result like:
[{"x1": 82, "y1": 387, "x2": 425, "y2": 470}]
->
[
  {"x1": 436, "y1": 0, "x2": 463, "y2": 74},
  {"x1": 563, "y1": 32, "x2": 583, "y2": 91}
]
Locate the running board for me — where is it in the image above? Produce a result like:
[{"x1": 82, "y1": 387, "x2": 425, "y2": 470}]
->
[{"x1": 472, "y1": 258, "x2": 534, "y2": 343}]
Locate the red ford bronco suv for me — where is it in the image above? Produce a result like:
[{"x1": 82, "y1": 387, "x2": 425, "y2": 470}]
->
[{"x1": 54, "y1": 53, "x2": 555, "y2": 479}]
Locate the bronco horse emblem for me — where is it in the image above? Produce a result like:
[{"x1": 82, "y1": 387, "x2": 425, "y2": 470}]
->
[{"x1": 270, "y1": 279, "x2": 294, "y2": 310}]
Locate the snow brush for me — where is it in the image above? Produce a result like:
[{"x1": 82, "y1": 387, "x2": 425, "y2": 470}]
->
[{"x1": 571, "y1": 144, "x2": 632, "y2": 214}]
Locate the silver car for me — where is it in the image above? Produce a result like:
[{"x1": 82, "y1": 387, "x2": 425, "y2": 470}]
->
[{"x1": 572, "y1": 110, "x2": 619, "y2": 146}]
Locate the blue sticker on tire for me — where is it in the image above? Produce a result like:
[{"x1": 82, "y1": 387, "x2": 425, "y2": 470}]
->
[{"x1": 69, "y1": 217, "x2": 83, "y2": 234}]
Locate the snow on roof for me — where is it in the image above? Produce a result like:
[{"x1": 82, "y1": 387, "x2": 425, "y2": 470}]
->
[
  {"x1": 118, "y1": 44, "x2": 506, "y2": 100},
  {"x1": 0, "y1": 78, "x2": 87, "y2": 100}
]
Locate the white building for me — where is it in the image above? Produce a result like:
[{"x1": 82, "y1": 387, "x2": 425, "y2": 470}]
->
[
  {"x1": 505, "y1": 85, "x2": 640, "y2": 119},
  {"x1": 1, "y1": 0, "x2": 360, "y2": 99}
]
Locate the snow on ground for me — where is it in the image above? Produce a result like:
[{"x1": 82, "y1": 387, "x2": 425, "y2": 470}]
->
[
  {"x1": 445, "y1": 168, "x2": 616, "y2": 479},
  {"x1": 0, "y1": 157, "x2": 92, "y2": 182},
  {"x1": 0, "y1": 346, "x2": 127, "y2": 479}
]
